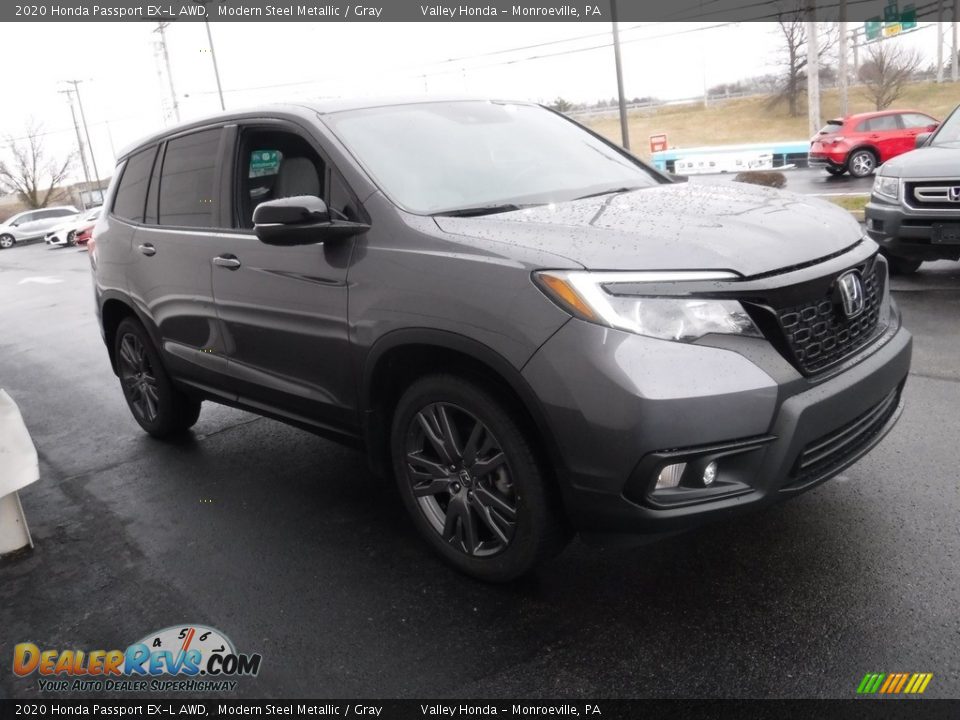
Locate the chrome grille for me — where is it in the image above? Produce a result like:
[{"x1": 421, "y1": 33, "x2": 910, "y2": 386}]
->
[{"x1": 905, "y1": 180, "x2": 960, "y2": 211}]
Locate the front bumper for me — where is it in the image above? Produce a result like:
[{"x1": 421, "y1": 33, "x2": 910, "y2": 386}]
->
[
  {"x1": 865, "y1": 196, "x2": 960, "y2": 261},
  {"x1": 523, "y1": 312, "x2": 911, "y2": 538}
]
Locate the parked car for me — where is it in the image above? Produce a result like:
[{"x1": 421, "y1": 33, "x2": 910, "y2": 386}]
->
[
  {"x1": 45, "y1": 208, "x2": 101, "y2": 248},
  {"x1": 0, "y1": 206, "x2": 79, "y2": 249},
  {"x1": 91, "y1": 99, "x2": 911, "y2": 581},
  {"x1": 865, "y1": 103, "x2": 960, "y2": 274},
  {"x1": 809, "y1": 109, "x2": 939, "y2": 177},
  {"x1": 74, "y1": 221, "x2": 97, "y2": 246}
]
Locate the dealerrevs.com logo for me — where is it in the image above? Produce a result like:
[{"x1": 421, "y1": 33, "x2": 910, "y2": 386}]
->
[{"x1": 13, "y1": 625, "x2": 262, "y2": 693}]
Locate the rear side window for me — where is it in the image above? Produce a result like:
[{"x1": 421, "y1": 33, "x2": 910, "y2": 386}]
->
[
  {"x1": 818, "y1": 120, "x2": 843, "y2": 134},
  {"x1": 858, "y1": 115, "x2": 900, "y2": 132},
  {"x1": 158, "y1": 129, "x2": 222, "y2": 228},
  {"x1": 112, "y1": 147, "x2": 158, "y2": 222}
]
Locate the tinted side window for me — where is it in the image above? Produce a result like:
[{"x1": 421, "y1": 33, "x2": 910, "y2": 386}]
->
[
  {"x1": 113, "y1": 146, "x2": 158, "y2": 222},
  {"x1": 158, "y1": 129, "x2": 222, "y2": 228},
  {"x1": 859, "y1": 115, "x2": 899, "y2": 132}
]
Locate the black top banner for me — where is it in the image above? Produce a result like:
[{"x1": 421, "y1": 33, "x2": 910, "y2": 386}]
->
[{"x1": 1, "y1": 0, "x2": 944, "y2": 23}]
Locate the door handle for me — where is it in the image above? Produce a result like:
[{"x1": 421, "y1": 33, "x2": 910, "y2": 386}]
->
[
  {"x1": 138, "y1": 243, "x2": 156, "y2": 256},
  {"x1": 213, "y1": 254, "x2": 241, "y2": 270}
]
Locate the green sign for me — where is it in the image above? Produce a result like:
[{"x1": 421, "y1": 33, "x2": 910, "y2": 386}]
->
[
  {"x1": 901, "y1": 4, "x2": 916, "y2": 29},
  {"x1": 249, "y1": 149, "x2": 281, "y2": 178},
  {"x1": 865, "y1": 17, "x2": 882, "y2": 40},
  {"x1": 883, "y1": 3, "x2": 898, "y2": 22}
]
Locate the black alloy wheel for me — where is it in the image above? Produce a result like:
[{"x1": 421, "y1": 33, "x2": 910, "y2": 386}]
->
[
  {"x1": 391, "y1": 374, "x2": 569, "y2": 581},
  {"x1": 114, "y1": 317, "x2": 201, "y2": 437},
  {"x1": 405, "y1": 401, "x2": 517, "y2": 557}
]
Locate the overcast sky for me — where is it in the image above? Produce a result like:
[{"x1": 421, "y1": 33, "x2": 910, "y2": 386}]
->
[{"x1": 3, "y1": 21, "x2": 943, "y2": 185}]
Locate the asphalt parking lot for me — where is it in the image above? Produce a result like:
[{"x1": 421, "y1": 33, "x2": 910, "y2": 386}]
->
[{"x1": 1, "y1": 240, "x2": 958, "y2": 699}]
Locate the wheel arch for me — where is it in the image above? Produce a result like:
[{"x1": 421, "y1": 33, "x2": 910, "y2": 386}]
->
[
  {"x1": 847, "y1": 144, "x2": 880, "y2": 163},
  {"x1": 100, "y1": 294, "x2": 162, "y2": 375},
  {"x1": 359, "y1": 329, "x2": 564, "y2": 488}
]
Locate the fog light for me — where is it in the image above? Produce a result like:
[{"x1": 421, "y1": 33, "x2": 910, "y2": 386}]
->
[
  {"x1": 702, "y1": 461, "x2": 718, "y2": 486},
  {"x1": 656, "y1": 462, "x2": 686, "y2": 489}
]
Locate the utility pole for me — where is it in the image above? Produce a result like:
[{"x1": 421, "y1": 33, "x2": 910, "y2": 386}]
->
[
  {"x1": 852, "y1": 28, "x2": 859, "y2": 78},
  {"x1": 205, "y1": 20, "x2": 226, "y2": 110},
  {"x1": 839, "y1": 0, "x2": 848, "y2": 117},
  {"x1": 610, "y1": 0, "x2": 630, "y2": 150},
  {"x1": 65, "y1": 80, "x2": 102, "y2": 191},
  {"x1": 953, "y1": 5, "x2": 958, "y2": 82},
  {"x1": 58, "y1": 89, "x2": 91, "y2": 210},
  {"x1": 154, "y1": 22, "x2": 181, "y2": 122},
  {"x1": 937, "y1": 0, "x2": 944, "y2": 83},
  {"x1": 806, "y1": 17, "x2": 821, "y2": 137}
]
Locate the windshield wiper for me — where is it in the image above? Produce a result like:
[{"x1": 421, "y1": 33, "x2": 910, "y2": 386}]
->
[
  {"x1": 432, "y1": 203, "x2": 528, "y2": 217},
  {"x1": 573, "y1": 186, "x2": 641, "y2": 201}
]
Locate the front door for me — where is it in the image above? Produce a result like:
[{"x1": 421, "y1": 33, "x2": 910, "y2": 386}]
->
[{"x1": 210, "y1": 122, "x2": 360, "y2": 433}]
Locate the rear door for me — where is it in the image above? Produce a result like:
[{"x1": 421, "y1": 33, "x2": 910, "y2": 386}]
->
[
  {"x1": 209, "y1": 119, "x2": 361, "y2": 433},
  {"x1": 123, "y1": 126, "x2": 236, "y2": 399}
]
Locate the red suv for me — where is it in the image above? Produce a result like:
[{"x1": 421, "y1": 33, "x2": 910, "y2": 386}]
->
[{"x1": 809, "y1": 109, "x2": 939, "y2": 178}]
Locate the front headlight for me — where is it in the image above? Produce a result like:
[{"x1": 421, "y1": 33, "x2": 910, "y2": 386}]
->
[
  {"x1": 872, "y1": 175, "x2": 899, "y2": 201},
  {"x1": 534, "y1": 270, "x2": 762, "y2": 342}
]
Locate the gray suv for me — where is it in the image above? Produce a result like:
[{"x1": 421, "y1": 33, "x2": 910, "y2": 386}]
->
[{"x1": 91, "y1": 99, "x2": 911, "y2": 581}]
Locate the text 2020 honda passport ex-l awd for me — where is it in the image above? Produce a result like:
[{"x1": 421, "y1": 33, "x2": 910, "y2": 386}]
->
[{"x1": 90, "y1": 99, "x2": 911, "y2": 581}]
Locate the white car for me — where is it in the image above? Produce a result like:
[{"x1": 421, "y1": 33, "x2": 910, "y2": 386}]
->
[
  {"x1": 0, "y1": 206, "x2": 79, "y2": 249},
  {"x1": 45, "y1": 208, "x2": 101, "y2": 248}
]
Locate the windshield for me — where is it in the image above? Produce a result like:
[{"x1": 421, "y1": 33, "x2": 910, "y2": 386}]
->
[
  {"x1": 323, "y1": 101, "x2": 661, "y2": 215},
  {"x1": 931, "y1": 106, "x2": 960, "y2": 146}
]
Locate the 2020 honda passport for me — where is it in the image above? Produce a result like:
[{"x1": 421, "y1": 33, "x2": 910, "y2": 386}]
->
[{"x1": 90, "y1": 99, "x2": 911, "y2": 581}]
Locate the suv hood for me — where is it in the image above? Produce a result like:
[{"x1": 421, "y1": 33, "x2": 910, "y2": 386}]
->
[
  {"x1": 434, "y1": 182, "x2": 863, "y2": 277},
  {"x1": 880, "y1": 144, "x2": 960, "y2": 177}
]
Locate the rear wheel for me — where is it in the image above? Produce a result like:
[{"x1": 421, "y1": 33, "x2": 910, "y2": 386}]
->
[
  {"x1": 0, "y1": 234, "x2": 14, "y2": 249},
  {"x1": 848, "y1": 149, "x2": 877, "y2": 178},
  {"x1": 114, "y1": 317, "x2": 201, "y2": 437},
  {"x1": 391, "y1": 374, "x2": 569, "y2": 582}
]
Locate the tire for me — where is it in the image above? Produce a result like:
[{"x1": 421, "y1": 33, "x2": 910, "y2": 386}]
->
[
  {"x1": 847, "y1": 149, "x2": 877, "y2": 178},
  {"x1": 886, "y1": 255, "x2": 922, "y2": 275},
  {"x1": 66, "y1": 231, "x2": 75, "y2": 247},
  {"x1": 391, "y1": 374, "x2": 569, "y2": 582},
  {"x1": 0, "y1": 234, "x2": 14, "y2": 250},
  {"x1": 114, "y1": 317, "x2": 201, "y2": 438},
  {"x1": 825, "y1": 167, "x2": 845, "y2": 176}
]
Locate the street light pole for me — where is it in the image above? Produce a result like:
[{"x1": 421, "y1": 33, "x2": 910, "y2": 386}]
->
[
  {"x1": 65, "y1": 80, "x2": 102, "y2": 191},
  {"x1": 839, "y1": 0, "x2": 848, "y2": 117},
  {"x1": 610, "y1": 0, "x2": 630, "y2": 150}
]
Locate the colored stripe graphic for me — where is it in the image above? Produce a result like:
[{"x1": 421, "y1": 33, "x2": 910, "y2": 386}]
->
[{"x1": 858, "y1": 672, "x2": 933, "y2": 694}]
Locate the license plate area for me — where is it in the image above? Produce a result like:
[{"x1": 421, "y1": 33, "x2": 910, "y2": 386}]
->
[{"x1": 932, "y1": 223, "x2": 960, "y2": 244}]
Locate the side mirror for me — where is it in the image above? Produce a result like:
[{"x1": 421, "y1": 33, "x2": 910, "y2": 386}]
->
[
  {"x1": 253, "y1": 196, "x2": 369, "y2": 246},
  {"x1": 915, "y1": 132, "x2": 931, "y2": 149}
]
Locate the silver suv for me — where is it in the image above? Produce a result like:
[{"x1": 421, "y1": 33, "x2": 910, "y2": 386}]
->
[
  {"x1": 0, "y1": 205, "x2": 79, "y2": 249},
  {"x1": 90, "y1": 99, "x2": 911, "y2": 581}
]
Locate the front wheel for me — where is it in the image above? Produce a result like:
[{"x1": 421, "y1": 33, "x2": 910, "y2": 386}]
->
[
  {"x1": 391, "y1": 374, "x2": 569, "y2": 582},
  {"x1": 114, "y1": 317, "x2": 201, "y2": 438},
  {"x1": 847, "y1": 149, "x2": 877, "y2": 178},
  {"x1": 0, "y1": 234, "x2": 14, "y2": 249}
]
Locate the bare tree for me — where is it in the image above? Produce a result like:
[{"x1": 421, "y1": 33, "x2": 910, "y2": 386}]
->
[
  {"x1": 859, "y1": 42, "x2": 923, "y2": 110},
  {"x1": 0, "y1": 120, "x2": 74, "y2": 209},
  {"x1": 770, "y1": 11, "x2": 837, "y2": 117}
]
